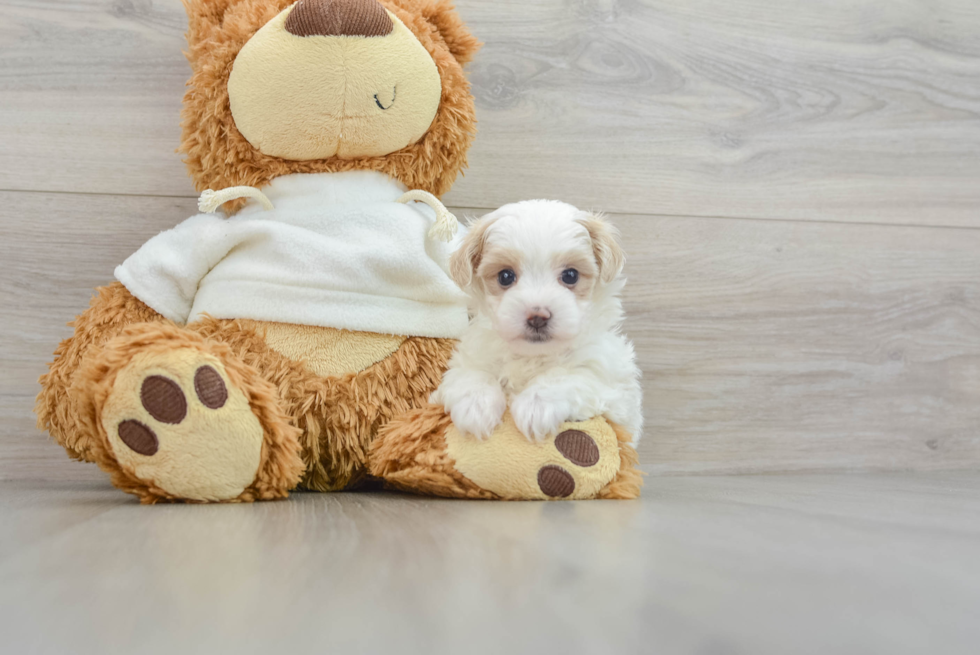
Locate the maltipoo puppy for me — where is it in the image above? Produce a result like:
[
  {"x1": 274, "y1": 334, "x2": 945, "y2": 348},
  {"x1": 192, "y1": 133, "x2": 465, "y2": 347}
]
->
[{"x1": 433, "y1": 199, "x2": 643, "y2": 443}]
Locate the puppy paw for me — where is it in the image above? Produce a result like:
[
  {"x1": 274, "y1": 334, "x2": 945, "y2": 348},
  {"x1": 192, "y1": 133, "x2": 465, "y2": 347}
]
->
[
  {"x1": 448, "y1": 387, "x2": 507, "y2": 440},
  {"x1": 512, "y1": 390, "x2": 572, "y2": 442}
]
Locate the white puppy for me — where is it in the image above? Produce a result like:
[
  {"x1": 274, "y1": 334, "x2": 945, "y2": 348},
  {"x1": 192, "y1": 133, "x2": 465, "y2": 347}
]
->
[{"x1": 433, "y1": 199, "x2": 643, "y2": 444}]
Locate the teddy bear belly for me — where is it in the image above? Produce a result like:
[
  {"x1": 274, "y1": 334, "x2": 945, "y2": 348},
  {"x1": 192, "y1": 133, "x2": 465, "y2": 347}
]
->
[{"x1": 242, "y1": 320, "x2": 406, "y2": 377}]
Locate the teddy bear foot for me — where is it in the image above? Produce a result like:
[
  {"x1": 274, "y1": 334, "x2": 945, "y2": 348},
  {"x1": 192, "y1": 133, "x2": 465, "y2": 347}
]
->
[
  {"x1": 370, "y1": 405, "x2": 643, "y2": 500},
  {"x1": 76, "y1": 324, "x2": 304, "y2": 503}
]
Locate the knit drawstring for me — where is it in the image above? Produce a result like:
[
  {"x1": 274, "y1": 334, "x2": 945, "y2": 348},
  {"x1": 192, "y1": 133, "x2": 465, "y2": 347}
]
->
[
  {"x1": 198, "y1": 186, "x2": 274, "y2": 213},
  {"x1": 396, "y1": 190, "x2": 459, "y2": 242},
  {"x1": 197, "y1": 186, "x2": 456, "y2": 243}
]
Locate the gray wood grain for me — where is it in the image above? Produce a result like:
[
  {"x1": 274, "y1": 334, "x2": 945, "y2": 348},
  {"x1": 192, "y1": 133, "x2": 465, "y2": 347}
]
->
[
  {"x1": 1, "y1": 1, "x2": 979, "y2": 226},
  {"x1": 447, "y1": 0, "x2": 980, "y2": 226},
  {"x1": 613, "y1": 211, "x2": 980, "y2": 474},
  {"x1": 4, "y1": 191, "x2": 978, "y2": 481},
  {"x1": 2, "y1": 474, "x2": 979, "y2": 655},
  {"x1": 0, "y1": 0, "x2": 190, "y2": 195}
]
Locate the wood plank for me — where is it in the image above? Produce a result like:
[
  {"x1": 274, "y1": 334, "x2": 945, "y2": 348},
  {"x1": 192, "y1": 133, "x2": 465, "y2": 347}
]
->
[
  {"x1": 1, "y1": 1, "x2": 979, "y2": 226},
  {"x1": 613, "y1": 211, "x2": 980, "y2": 474},
  {"x1": 2, "y1": 190, "x2": 978, "y2": 480},
  {"x1": 448, "y1": 0, "x2": 980, "y2": 226},
  {"x1": 1, "y1": 474, "x2": 980, "y2": 654},
  {"x1": 0, "y1": 0, "x2": 192, "y2": 196}
]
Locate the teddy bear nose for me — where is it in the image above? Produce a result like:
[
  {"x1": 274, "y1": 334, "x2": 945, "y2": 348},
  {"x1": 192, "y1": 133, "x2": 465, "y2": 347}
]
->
[{"x1": 285, "y1": 0, "x2": 394, "y2": 38}]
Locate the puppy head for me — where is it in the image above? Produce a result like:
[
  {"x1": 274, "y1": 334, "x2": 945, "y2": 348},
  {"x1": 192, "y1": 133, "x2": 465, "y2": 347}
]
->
[{"x1": 450, "y1": 200, "x2": 624, "y2": 353}]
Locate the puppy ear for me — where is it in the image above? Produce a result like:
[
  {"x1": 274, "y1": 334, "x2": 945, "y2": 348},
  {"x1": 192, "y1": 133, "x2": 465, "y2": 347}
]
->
[
  {"x1": 449, "y1": 214, "x2": 495, "y2": 289},
  {"x1": 578, "y1": 212, "x2": 625, "y2": 284}
]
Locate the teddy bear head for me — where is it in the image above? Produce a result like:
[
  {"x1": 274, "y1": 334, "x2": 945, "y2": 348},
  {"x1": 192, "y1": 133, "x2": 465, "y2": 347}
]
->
[{"x1": 180, "y1": 0, "x2": 480, "y2": 199}]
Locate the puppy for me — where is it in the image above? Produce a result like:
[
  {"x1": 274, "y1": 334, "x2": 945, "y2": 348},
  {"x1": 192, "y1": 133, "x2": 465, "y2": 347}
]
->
[{"x1": 432, "y1": 200, "x2": 643, "y2": 443}]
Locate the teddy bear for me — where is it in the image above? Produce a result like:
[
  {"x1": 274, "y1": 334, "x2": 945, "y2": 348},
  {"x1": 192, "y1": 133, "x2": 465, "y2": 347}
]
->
[{"x1": 34, "y1": 0, "x2": 642, "y2": 503}]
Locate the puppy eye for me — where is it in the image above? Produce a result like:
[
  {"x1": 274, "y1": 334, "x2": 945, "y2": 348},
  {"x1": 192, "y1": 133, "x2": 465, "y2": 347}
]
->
[
  {"x1": 497, "y1": 269, "x2": 516, "y2": 287},
  {"x1": 561, "y1": 268, "x2": 579, "y2": 285}
]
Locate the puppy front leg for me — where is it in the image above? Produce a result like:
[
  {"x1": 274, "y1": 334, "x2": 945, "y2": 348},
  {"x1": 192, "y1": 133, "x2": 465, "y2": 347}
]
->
[
  {"x1": 511, "y1": 374, "x2": 604, "y2": 442},
  {"x1": 432, "y1": 368, "x2": 506, "y2": 440}
]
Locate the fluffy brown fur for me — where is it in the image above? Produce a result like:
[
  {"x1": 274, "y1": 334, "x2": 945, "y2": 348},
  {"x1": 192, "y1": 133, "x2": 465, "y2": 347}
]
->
[
  {"x1": 36, "y1": 282, "x2": 164, "y2": 462},
  {"x1": 72, "y1": 323, "x2": 305, "y2": 504},
  {"x1": 180, "y1": 0, "x2": 480, "y2": 210},
  {"x1": 36, "y1": 281, "x2": 456, "y2": 501},
  {"x1": 597, "y1": 422, "x2": 644, "y2": 500},
  {"x1": 192, "y1": 317, "x2": 456, "y2": 491},
  {"x1": 370, "y1": 404, "x2": 500, "y2": 498}
]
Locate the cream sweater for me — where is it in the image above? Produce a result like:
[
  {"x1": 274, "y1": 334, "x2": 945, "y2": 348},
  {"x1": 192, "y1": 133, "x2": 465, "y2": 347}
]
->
[{"x1": 115, "y1": 171, "x2": 468, "y2": 338}]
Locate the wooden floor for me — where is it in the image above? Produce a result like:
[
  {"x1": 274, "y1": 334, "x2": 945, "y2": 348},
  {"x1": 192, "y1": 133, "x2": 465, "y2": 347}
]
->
[{"x1": 1, "y1": 473, "x2": 979, "y2": 655}]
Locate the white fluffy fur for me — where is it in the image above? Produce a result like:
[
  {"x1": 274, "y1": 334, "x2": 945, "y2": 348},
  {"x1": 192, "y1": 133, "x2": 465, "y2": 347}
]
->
[{"x1": 432, "y1": 199, "x2": 643, "y2": 444}]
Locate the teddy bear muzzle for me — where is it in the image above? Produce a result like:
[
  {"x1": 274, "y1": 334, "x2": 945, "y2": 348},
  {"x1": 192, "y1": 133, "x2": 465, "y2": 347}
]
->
[{"x1": 227, "y1": 0, "x2": 443, "y2": 161}]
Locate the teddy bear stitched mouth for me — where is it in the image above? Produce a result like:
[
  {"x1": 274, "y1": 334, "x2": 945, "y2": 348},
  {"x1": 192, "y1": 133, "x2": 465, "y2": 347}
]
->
[
  {"x1": 333, "y1": 88, "x2": 396, "y2": 118},
  {"x1": 374, "y1": 86, "x2": 396, "y2": 110}
]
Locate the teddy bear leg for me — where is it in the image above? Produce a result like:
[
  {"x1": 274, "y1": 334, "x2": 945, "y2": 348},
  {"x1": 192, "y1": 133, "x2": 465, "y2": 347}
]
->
[
  {"x1": 371, "y1": 405, "x2": 644, "y2": 500},
  {"x1": 185, "y1": 321, "x2": 456, "y2": 493},
  {"x1": 370, "y1": 408, "x2": 501, "y2": 499},
  {"x1": 289, "y1": 335, "x2": 458, "y2": 492},
  {"x1": 71, "y1": 322, "x2": 304, "y2": 503},
  {"x1": 36, "y1": 282, "x2": 164, "y2": 462}
]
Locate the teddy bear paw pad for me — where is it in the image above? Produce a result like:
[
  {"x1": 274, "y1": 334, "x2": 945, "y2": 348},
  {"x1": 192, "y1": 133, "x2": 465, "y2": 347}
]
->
[
  {"x1": 445, "y1": 414, "x2": 621, "y2": 500},
  {"x1": 533, "y1": 430, "x2": 604, "y2": 498},
  {"x1": 554, "y1": 429, "x2": 600, "y2": 467},
  {"x1": 116, "y1": 420, "x2": 159, "y2": 456},
  {"x1": 101, "y1": 351, "x2": 264, "y2": 501},
  {"x1": 115, "y1": 366, "x2": 228, "y2": 455},
  {"x1": 537, "y1": 465, "x2": 575, "y2": 498}
]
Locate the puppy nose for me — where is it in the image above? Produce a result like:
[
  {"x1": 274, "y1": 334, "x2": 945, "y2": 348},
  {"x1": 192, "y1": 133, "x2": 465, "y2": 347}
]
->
[
  {"x1": 285, "y1": 0, "x2": 394, "y2": 38},
  {"x1": 526, "y1": 310, "x2": 551, "y2": 331}
]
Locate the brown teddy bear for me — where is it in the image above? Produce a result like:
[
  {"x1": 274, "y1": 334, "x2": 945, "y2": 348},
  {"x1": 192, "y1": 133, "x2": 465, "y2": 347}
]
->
[{"x1": 35, "y1": 0, "x2": 642, "y2": 503}]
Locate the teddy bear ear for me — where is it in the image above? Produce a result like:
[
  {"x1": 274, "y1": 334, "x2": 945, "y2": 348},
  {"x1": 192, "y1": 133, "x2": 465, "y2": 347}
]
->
[
  {"x1": 182, "y1": 0, "x2": 237, "y2": 23},
  {"x1": 407, "y1": 0, "x2": 482, "y2": 66},
  {"x1": 182, "y1": 0, "x2": 252, "y2": 37}
]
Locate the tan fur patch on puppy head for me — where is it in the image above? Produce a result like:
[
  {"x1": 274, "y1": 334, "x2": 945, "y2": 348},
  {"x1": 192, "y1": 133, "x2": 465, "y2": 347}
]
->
[
  {"x1": 181, "y1": 0, "x2": 481, "y2": 201},
  {"x1": 449, "y1": 214, "x2": 496, "y2": 289},
  {"x1": 576, "y1": 212, "x2": 625, "y2": 283}
]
